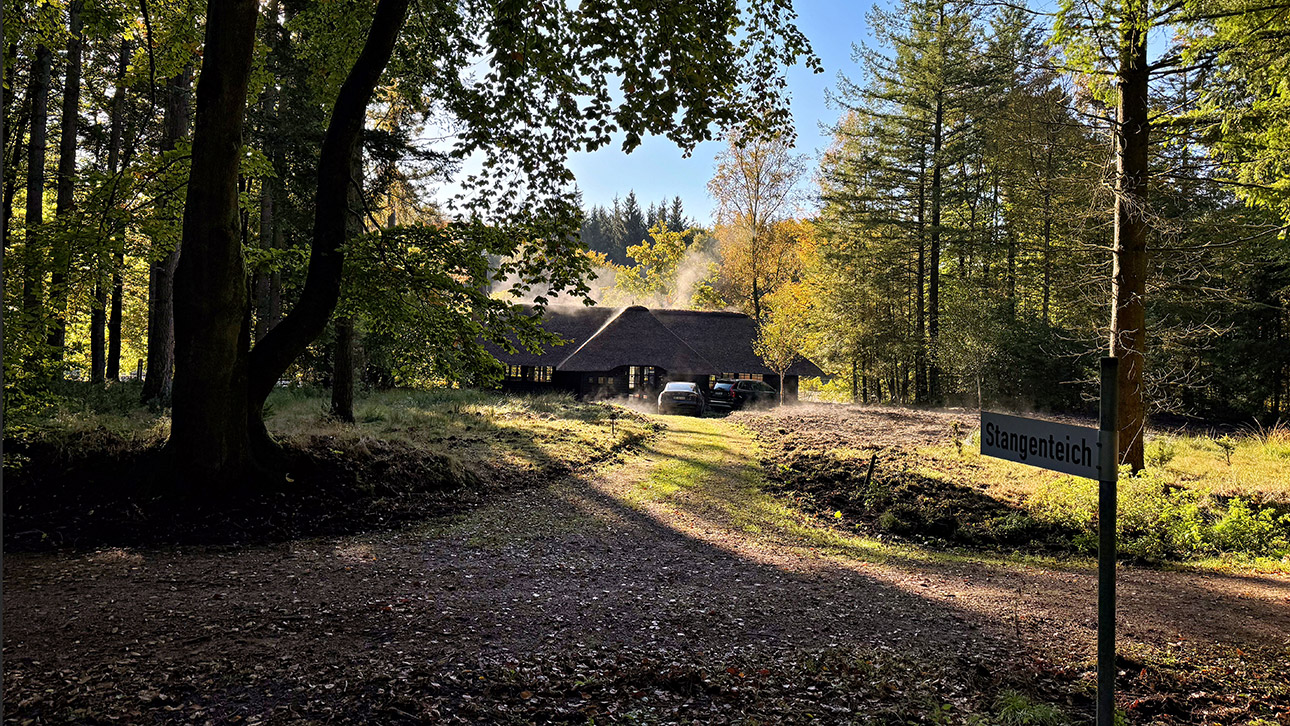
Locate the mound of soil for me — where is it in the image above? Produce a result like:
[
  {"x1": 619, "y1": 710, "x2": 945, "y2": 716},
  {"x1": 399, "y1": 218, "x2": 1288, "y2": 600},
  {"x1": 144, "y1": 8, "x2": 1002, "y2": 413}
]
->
[
  {"x1": 771, "y1": 447, "x2": 1080, "y2": 549},
  {"x1": 740, "y1": 406, "x2": 1081, "y2": 551},
  {"x1": 3, "y1": 432, "x2": 564, "y2": 552},
  {"x1": 734, "y1": 403, "x2": 977, "y2": 450}
]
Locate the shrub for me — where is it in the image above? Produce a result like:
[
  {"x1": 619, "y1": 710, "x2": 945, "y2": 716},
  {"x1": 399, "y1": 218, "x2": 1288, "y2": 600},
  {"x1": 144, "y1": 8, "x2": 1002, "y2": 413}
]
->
[
  {"x1": 1030, "y1": 475, "x2": 1097, "y2": 531},
  {"x1": 1145, "y1": 437, "x2": 1178, "y2": 468},
  {"x1": 1213, "y1": 498, "x2": 1290, "y2": 557},
  {"x1": 1029, "y1": 468, "x2": 1290, "y2": 561},
  {"x1": 1116, "y1": 470, "x2": 1209, "y2": 561}
]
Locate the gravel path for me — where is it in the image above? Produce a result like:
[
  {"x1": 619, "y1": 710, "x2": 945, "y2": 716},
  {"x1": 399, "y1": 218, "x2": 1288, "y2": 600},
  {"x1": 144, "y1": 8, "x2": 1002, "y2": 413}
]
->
[{"x1": 4, "y1": 413, "x2": 1288, "y2": 723}]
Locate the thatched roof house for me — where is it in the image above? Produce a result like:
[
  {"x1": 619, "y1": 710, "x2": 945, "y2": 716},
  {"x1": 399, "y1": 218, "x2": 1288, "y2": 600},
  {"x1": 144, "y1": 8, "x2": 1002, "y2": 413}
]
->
[{"x1": 486, "y1": 305, "x2": 824, "y2": 399}]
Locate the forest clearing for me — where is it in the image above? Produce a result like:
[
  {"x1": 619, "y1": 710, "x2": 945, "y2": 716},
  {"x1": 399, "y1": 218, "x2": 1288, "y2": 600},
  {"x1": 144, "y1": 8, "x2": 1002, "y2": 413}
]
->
[
  {"x1": 8, "y1": 0, "x2": 1290, "y2": 722},
  {"x1": 4, "y1": 392, "x2": 1290, "y2": 724}
]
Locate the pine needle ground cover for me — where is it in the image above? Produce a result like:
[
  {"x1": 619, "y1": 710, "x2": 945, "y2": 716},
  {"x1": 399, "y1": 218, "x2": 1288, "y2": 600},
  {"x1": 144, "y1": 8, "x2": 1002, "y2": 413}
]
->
[{"x1": 2, "y1": 384, "x2": 658, "y2": 550}]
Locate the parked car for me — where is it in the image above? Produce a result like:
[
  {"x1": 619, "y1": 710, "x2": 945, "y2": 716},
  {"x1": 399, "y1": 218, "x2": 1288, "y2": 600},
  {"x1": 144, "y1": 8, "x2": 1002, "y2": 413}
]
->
[
  {"x1": 657, "y1": 381, "x2": 706, "y2": 416},
  {"x1": 708, "y1": 379, "x2": 778, "y2": 411}
]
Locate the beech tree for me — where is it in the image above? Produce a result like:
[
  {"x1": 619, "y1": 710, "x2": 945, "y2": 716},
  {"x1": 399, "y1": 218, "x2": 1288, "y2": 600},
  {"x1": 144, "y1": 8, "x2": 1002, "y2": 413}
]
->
[
  {"x1": 161, "y1": 0, "x2": 819, "y2": 481},
  {"x1": 753, "y1": 283, "x2": 812, "y2": 403}
]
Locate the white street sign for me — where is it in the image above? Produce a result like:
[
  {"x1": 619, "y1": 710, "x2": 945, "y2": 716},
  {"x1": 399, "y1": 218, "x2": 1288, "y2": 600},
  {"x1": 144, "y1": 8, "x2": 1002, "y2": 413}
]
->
[{"x1": 979, "y1": 411, "x2": 1103, "y2": 479}]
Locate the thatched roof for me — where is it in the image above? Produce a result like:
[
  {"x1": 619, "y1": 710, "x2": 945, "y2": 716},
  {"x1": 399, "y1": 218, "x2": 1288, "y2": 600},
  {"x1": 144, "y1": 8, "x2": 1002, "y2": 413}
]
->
[
  {"x1": 559, "y1": 306, "x2": 714, "y2": 374},
  {"x1": 486, "y1": 304, "x2": 825, "y2": 377},
  {"x1": 488, "y1": 305, "x2": 615, "y2": 367}
]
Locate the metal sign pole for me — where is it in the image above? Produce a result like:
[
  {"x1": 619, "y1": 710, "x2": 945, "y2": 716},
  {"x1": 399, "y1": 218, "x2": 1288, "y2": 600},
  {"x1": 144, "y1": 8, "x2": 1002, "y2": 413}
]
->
[{"x1": 1097, "y1": 356, "x2": 1120, "y2": 726}]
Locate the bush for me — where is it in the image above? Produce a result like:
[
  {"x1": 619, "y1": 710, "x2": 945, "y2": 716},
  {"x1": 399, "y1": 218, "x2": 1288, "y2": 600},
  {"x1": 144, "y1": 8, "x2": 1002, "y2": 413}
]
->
[
  {"x1": 1213, "y1": 498, "x2": 1290, "y2": 557},
  {"x1": 1029, "y1": 475, "x2": 1097, "y2": 531},
  {"x1": 1145, "y1": 437, "x2": 1178, "y2": 468},
  {"x1": 1029, "y1": 468, "x2": 1290, "y2": 561}
]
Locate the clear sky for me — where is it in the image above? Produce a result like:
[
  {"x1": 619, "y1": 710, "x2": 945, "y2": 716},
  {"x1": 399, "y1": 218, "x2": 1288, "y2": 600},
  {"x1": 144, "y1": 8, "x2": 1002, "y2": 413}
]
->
[{"x1": 566, "y1": 2, "x2": 876, "y2": 226}]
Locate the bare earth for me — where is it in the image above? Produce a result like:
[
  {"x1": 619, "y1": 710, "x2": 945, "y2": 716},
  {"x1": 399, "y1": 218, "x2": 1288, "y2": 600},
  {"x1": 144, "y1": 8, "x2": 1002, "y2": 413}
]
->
[{"x1": 4, "y1": 407, "x2": 1288, "y2": 723}]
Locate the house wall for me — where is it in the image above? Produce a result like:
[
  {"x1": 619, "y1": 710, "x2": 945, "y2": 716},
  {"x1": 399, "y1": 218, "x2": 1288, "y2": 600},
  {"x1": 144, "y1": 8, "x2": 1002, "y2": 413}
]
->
[
  {"x1": 784, "y1": 375, "x2": 800, "y2": 401},
  {"x1": 497, "y1": 367, "x2": 801, "y2": 402},
  {"x1": 664, "y1": 372, "x2": 713, "y2": 394},
  {"x1": 500, "y1": 379, "x2": 561, "y2": 395}
]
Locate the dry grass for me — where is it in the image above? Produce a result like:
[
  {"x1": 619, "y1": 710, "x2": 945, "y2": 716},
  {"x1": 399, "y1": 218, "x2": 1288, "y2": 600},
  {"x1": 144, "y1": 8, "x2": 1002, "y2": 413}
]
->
[
  {"x1": 1161, "y1": 426, "x2": 1290, "y2": 502},
  {"x1": 8, "y1": 384, "x2": 659, "y2": 482},
  {"x1": 265, "y1": 387, "x2": 658, "y2": 479},
  {"x1": 930, "y1": 425, "x2": 1290, "y2": 505}
]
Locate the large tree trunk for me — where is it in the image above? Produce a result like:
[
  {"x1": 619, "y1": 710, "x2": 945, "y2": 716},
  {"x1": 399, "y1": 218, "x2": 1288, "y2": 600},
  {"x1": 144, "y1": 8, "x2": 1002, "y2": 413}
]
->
[
  {"x1": 23, "y1": 45, "x2": 52, "y2": 324},
  {"x1": 3, "y1": 43, "x2": 28, "y2": 248},
  {"x1": 141, "y1": 67, "x2": 193, "y2": 405},
  {"x1": 166, "y1": 0, "x2": 261, "y2": 479},
  {"x1": 48, "y1": 0, "x2": 84, "y2": 362},
  {"x1": 255, "y1": 0, "x2": 281, "y2": 342},
  {"x1": 1110, "y1": 8, "x2": 1150, "y2": 473},
  {"x1": 101, "y1": 38, "x2": 132, "y2": 382},
  {"x1": 254, "y1": 180, "x2": 276, "y2": 341},
  {"x1": 90, "y1": 282, "x2": 106, "y2": 382},
  {"x1": 1042, "y1": 196, "x2": 1052, "y2": 325},
  {"x1": 331, "y1": 317, "x2": 356, "y2": 421},
  {"x1": 106, "y1": 259, "x2": 124, "y2": 380},
  {"x1": 247, "y1": 0, "x2": 411, "y2": 443},
  {"x1": 914, "y1": 150, "x2": 927, "y2": 403},
  {"x1": 928, "y1": 91, "x2": 944, "y2": 404},
  {"x1": 330, "y1": 145, "x2": 364, "y2": 423}
]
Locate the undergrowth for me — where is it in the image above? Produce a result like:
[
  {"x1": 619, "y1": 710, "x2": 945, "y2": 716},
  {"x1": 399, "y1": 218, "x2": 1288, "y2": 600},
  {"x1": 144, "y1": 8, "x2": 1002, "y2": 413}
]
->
[
  {"x1": 754, "y1": 414, "x2": 1290, "y2": 566},
  {"x1": 3, "y1": 383, "x2": 660, "y2": 550},
  {"x1": 1031, "y1": 468, "x2": 1290, "y2": 561}
]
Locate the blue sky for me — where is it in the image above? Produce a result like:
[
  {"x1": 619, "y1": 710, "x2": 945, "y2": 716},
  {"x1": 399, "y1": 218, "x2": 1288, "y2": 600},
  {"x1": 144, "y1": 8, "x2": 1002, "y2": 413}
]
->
[{"x1": 566, "y1": 2, "x2": 876, "y2": 226}]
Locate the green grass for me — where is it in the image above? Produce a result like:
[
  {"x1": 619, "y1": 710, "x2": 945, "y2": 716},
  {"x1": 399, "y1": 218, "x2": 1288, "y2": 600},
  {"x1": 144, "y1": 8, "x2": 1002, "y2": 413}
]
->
[
  {"x1": 615, "y1": 415, "x2": 901, "y2": 563},
  {"x1": 922, "y1": 431, "x2": 1290, "y2": 570}
]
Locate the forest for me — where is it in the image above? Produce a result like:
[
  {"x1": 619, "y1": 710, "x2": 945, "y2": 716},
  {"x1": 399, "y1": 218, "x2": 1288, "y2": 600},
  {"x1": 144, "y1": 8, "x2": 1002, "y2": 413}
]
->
[
  {"x1": 570, "y1": 0, "x2": 1290, "y2": 475},
  {"x1": 4, "y1": 0, "x2": 1289, "y2": 478},
  {"x1": 5, "y1": 2, "x2": 1290, "y2": 724}
]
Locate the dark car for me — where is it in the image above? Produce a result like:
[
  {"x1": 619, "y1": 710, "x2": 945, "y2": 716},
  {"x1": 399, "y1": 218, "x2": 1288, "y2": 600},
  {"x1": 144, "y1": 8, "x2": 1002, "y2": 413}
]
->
[
  {"x1": 708, "y1": 379, "x2": 778, "y2": 411},
  {"x1": 657, "y1": 381, "x2": 706, "y2": 416}
]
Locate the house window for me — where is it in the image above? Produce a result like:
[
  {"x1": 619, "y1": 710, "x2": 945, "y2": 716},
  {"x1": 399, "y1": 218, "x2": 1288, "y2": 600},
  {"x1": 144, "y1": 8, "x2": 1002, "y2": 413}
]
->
[
  {"x1": 711, "y1": 372, "x2": 760, "y2": 385},
  {"x1": 627, "y1": 366, "x2": 656, "y2": 390},
  {"x1": 506, "y1": 365, "x2": 552, "y2": 381}
]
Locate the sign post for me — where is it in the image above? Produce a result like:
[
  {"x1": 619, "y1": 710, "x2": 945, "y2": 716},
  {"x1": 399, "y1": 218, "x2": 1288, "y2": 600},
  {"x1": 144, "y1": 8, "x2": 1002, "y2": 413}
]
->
[
  {"x1": 980, "y1": 356, "x2": 1119, "y2": 726},
  {"x1": 1097, "y1": 357, "x2": 1119, "y2": 726}
]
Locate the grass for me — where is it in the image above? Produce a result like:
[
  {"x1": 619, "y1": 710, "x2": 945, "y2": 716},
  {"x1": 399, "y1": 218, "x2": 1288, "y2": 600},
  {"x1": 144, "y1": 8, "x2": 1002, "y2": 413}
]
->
[
  {"x1": 616, "y1": 415, "x2": 916, "y2": 564},
  {"x1": 3, "y1": 382, "x2": 662, "y2": 549},
  {"x1": 265, "y1": 386, "x2": 659, "y2": 483},
  {"x1": 6, "y1": 382, "x2": 658, "y2": 481},
  {"x1": 941, "y1": 426, "x2": 1290, "y2": 504},
  {"x1": 921, "y1": 428, "x2": 1290, "y2": 570},
  {"x1": 1162, "y1": 428, "x2": 1290, "y2": 501}
]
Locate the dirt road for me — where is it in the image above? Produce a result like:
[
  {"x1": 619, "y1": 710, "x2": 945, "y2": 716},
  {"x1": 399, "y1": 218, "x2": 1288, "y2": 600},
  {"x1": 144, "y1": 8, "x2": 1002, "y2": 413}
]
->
[{"x1": 4, "y1": 414, "x2": 1288, "y2": 723}]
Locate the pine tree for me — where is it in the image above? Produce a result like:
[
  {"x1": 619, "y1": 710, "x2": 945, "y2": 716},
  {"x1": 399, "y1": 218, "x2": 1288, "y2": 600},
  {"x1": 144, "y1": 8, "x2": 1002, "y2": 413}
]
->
[{"x1": 622, "y1": 191, "x2": 647, "y2": 252}]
